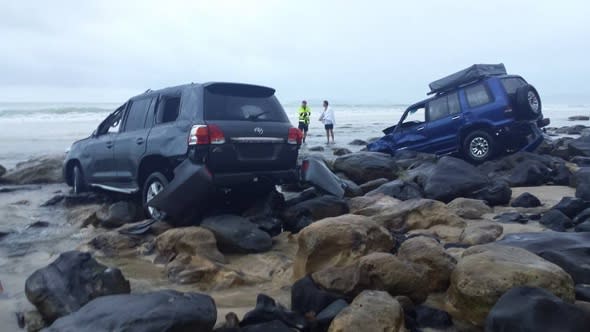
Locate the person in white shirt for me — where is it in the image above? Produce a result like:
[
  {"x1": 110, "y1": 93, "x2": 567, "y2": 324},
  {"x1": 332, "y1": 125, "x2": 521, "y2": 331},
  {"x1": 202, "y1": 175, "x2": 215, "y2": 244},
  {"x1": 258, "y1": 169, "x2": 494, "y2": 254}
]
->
[{"x1": 319, "y1": 100, "x2": 335, "y2": 144}]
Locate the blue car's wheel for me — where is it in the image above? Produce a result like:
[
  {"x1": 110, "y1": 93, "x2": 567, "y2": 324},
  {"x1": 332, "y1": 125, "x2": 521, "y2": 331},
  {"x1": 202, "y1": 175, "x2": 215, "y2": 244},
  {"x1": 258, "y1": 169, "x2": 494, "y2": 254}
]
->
[{"x1": 464, "y1": 130, "x2": 495, "y2": 163}]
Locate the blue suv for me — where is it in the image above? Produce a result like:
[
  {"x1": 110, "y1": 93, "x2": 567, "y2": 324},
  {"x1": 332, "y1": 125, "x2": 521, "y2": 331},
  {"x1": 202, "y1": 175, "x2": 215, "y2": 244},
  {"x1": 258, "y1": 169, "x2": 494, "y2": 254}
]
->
[{"x1": 368, "y1": 64, "x2": 550, "y2": 163}]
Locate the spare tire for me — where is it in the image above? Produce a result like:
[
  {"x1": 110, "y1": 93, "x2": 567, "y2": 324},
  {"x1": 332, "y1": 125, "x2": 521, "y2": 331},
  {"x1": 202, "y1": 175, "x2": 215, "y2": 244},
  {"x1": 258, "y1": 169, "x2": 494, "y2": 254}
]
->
[{"x1": 514, "y1": 85, "x2": 542, "y2": 120}]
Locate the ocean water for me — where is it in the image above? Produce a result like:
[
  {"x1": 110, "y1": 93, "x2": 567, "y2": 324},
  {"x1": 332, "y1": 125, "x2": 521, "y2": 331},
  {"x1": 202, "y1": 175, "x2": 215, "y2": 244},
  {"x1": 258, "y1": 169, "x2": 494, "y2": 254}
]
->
[{"x1": 0, "y1": 102, "x2": 588, "y2": 169}]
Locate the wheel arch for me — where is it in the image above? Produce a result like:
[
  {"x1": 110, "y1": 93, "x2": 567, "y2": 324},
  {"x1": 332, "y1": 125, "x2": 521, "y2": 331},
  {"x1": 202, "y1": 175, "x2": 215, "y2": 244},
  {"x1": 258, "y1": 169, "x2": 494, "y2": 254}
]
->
[
  {"x1": 64, "y1": 159, "x2": 81, "y2": 186},
  {"x1": 137, "y1": 155, "x2": 174, "y2": 190},
  {"x1": 458, "y1": 122, "x2": 496, "y2": 146}
]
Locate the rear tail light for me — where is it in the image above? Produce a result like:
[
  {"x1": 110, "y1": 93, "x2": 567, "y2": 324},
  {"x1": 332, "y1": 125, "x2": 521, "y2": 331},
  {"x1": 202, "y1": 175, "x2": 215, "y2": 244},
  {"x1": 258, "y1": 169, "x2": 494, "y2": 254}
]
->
[
  {"x1": 188, "y1": 124, "x2": 226, "y2": 145},
  {"x1": 288, "y1": 127, "x2": 303, "y2": 145}
]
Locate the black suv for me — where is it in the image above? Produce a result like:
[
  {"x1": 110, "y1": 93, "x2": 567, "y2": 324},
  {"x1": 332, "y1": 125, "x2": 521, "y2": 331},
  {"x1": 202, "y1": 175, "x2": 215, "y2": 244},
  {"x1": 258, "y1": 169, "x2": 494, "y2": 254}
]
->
[{"x1": 64, "y1": 82, "x2": 303, "y2": 220}]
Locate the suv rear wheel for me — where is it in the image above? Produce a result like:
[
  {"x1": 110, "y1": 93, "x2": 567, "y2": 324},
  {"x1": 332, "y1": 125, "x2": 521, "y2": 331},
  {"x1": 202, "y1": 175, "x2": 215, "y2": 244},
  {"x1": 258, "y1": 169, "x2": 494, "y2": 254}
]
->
[
  {"x1": 515, "y1": 85, "x2": 542, "y2": 119},
  {"x1": 143, "y1": 172, "x2": 169, "y2": 220},
  {"x1": 463, "y1": 130, "x2": 495, "y2": 163}
]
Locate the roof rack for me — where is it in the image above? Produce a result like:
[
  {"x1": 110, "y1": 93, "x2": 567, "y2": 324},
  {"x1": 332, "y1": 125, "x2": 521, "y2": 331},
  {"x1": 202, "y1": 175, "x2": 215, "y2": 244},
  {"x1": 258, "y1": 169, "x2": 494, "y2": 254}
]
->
[{"x1": 427, "y1": 63, "x2": 506, "y2": 95}]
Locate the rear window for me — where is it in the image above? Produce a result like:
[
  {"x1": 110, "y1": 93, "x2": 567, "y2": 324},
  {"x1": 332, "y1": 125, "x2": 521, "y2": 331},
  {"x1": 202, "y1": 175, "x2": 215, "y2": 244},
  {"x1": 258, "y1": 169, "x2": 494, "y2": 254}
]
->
[
  {"x1": 465, "y1": 83, "x2": 492, "y2": 108},
  {"x1": 204, "y1": 84, "x2": 288, "y2": 122},
  {"x1": 501, "y1": 77, "x2": 527, "y2": 95}
]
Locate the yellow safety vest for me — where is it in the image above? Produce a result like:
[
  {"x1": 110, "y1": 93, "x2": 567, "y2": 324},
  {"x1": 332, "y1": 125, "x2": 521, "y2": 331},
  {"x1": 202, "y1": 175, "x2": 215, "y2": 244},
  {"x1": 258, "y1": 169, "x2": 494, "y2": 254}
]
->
[{"x1": 298, "y1": 106, "x2": 311, "y2": 124}]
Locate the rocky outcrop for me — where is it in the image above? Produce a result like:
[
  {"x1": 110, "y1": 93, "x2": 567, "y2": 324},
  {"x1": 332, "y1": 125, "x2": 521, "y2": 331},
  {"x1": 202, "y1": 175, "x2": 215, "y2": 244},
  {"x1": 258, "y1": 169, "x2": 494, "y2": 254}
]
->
[
  {"x1": 45, "y1": 290, "x2": 216, "y2": 332},
  {"x1": 293, "y1": 214, "x2": 393, "y2": 279},
  {"x1": 447, "y1": 198, "x2": 492, "y2": 219},
  {"x1": 201, "y1": 215, "x2": 272, "y2": 254},
  {"x1": 485, "y1": 287, "x2": 590, "y2": 332},
  {"x1": 1, "y1": 155, "x2": 64, "y2": 184},
  {"x1": 332, "y1": 152, "x2": 398, "y2": 184},
  {"x1": 551, "y1": 196, "x2": 589, "y2": 218},
  {"x1": 479, "y1": 152, "x2": 570, "y2": 186},
  {"x1": 328, "y1": 290, "x2": 405, "y2": 332},
  {"x1": 25, "y1": 251, "x2": 130, "y2": 323},
  {"x1": 447, "y1": 244, "x2": 575, "y2": 326},
  {"x1": 497, "y1": 232, "x2": 590, "y2": 284}
]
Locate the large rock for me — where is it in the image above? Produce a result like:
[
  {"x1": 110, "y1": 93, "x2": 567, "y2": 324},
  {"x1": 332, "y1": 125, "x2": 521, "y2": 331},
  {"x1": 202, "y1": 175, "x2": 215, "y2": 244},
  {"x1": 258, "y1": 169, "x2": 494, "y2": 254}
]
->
[
  {"x1": 447, "y1": 198, "x2": 492, "y2": 219},
  {"x1": 471, "y1": 179, "x2": 512, "y2": 206},
  {"x1": 574, "y1": 207, "x2": 590, "y2": 225},
  {"x1": 568, "y1": 135, "x2": 590, "y2": 157},
  {"x1": 458, "y1": 221, "x2": 503, "y2": 245},
  {"x1": 283, "y1": 195, "x2": 349, "y2": 226},
  {"x1": 540, "y1": 209, "x2": 574, "y2": 231},
  {"x1": 96, "y1": 201, "x2": 139, "y2": 228},
  {"x1": 447, "y1": 244, "x2": 575, "y2": 326},
  {"x1": 45, "y1": 290, "x2": 216, "y2": 332},
  {"x1": 328, "y1": 290, "x2": 405, "y2": 332},
  {"x1": 155, "y1": 227, "x2": 224, "y2": 263},
  {"x1": 201, "y1": 215, "x2": 272, "y2": 254},
  {"x1": 486, "y1": 287, "x2": 590, "y2": 332},
  {"x1": 358, "y1": 178, "x2": 389, "y2": 194},
  {"x1": 551, "y1": 196, "x2": 590, "y2": 218},
  {"x1": 365, "y1": 179, "x2": 422, "y2": 201},
  {"x1": 409, "y1": 156, "x2": 490, "y2": 203},
  {"x1": 240, "y1": 294, "x2": 306, "y2": 330},
  {"x1": 510, "y1": 192, "x2": 542, "y2": 208},
  {"x1": 89, "y1": 231, "x2": 143, "y2": 257},
  {"x1": 576, "y1": 175, "x2": 590, "y2": 201},
  {"x1": 25, "y1": 251, "x2": 130, "y2": 323},
  {"x1": 479, "y1": 152, "x2": 568, "y2": 186},
  {"x1": 332, "y1": 152, "x2": 398, "y2": 184},
  {"x1": 293, "y1": 214, "x2": 393, "y2": 279},
  {"x1": 1, "y1": 155, "x2": 63, "y2": 184},
  {"x1": 291, "y1": 276, "x2": 345, "y2": 316},
  {"x1": 497, "y1": 232, "x2": 590, "y2": 284},
  {"x1": 355, "y1": 198, "x2": 465, "y2": 232},
  {"x1": 397, "y1": 236, "x2": 456, "y2": 292}
]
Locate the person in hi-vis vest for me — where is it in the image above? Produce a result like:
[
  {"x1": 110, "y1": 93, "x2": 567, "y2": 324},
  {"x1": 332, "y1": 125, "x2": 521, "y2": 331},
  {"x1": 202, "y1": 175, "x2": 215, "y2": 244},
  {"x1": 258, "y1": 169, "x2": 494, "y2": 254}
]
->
[{"x1": 297, "y1": 100, "x2": 311, "y2": 143}]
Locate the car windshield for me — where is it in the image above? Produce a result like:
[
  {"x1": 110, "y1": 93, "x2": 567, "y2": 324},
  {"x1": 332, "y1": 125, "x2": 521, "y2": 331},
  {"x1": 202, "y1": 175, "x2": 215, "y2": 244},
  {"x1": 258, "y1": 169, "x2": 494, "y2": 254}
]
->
[
  {"x1": 97, "y1": 104, "x2": 124, "y2": 135},
  {"x1": 401, "y1": 106, "x2": 426, "y2": 125}
]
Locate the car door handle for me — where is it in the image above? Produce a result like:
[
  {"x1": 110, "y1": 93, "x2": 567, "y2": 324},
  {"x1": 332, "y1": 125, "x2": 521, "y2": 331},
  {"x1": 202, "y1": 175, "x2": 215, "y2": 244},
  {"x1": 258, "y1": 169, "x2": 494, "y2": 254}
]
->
[
  {"x1": 416, "y1": 126, "x2": 425, "y2": 131},
  {"x1": 451, "y1": 115, "x2": 461, "y2": 120},
  {"x1": 136, "y1": 138, "x2": 144, "y2": 145},
  {"x1": 105, "y1": 141, "x2": 113, "y2": 149}
]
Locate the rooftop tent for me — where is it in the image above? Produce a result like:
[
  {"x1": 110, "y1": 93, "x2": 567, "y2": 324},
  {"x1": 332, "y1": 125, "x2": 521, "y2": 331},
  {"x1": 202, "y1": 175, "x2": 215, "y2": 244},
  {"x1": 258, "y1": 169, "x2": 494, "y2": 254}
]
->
[{"x1": 428, "y1": 64, "x2": 507, "y2": 95}]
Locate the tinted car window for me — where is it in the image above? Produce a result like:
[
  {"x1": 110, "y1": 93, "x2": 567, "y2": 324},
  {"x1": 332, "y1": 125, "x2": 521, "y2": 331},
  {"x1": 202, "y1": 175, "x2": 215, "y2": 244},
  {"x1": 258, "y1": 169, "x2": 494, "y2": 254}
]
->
[
  {"x1": 204, "y1": 86, "x2": 288, "y2": 122},
  {"x1": 124, "y1": 98, "x2": 151, "y2": 132},
  {"x1": 501, "y1": 77, "x2": 527, "y2": 95},
  {"x1": 156, "y1": 95, "x2": 181, "y2": 124},
  {"x1": 447, "y1": 92, "x2": 461, "y2": 114},
  {"x1": 465, "y1": 84, "x2": 492, "y2": 108},
  {"x1": 428, "y1": 97, "x2": 448, "y2": 122}
]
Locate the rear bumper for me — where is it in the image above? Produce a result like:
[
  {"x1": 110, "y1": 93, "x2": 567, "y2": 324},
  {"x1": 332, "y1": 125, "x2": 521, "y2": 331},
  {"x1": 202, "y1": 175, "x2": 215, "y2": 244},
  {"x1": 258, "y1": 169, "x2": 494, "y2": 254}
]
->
[
  {"x1": 212, "y1": 169, "x2": 299, "y2": 187},
  {"x1": 496, "y1": 118, "x2": 548, "y2": 152},
  {"x1": 148, "y1": 159, "x2": 299, "y2": 218}
]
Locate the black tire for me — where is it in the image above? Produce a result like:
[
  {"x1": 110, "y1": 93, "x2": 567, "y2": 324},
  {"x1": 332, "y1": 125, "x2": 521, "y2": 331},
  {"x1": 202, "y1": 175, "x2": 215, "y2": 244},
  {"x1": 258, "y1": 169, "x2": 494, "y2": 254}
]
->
[
  {"x1": 463, "y1": 130, "x2": 495, "y2": 163},
  {"x1": 72, "y1": 164, "x2": 87, "y2": 194},
  {"x1": 514, "y1": 85, "x2": 542, "y2": 120},
  {"x1": 142, "y1": 172, "x2": 169, "y2": 221}
]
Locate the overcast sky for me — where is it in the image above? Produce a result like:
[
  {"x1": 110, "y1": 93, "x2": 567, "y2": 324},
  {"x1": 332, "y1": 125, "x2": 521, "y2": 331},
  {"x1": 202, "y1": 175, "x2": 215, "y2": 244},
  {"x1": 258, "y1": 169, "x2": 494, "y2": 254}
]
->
[{"x1": 0, "y1": 0, "x2": 589, "y2": 104}]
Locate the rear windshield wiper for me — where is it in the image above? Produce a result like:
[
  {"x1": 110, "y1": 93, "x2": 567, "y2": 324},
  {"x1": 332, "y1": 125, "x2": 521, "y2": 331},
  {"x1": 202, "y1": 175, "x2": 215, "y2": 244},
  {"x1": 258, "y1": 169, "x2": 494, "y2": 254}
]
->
[{"x1": 247, "y1": 111, "x2": 269, "y2": 121}]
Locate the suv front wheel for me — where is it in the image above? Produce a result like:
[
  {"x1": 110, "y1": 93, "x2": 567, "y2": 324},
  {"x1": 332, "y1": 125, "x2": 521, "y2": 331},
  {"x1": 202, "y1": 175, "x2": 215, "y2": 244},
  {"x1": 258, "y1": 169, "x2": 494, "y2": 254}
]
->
[
  {"x1": 143, "y1": 172, "x2": 169, "y2": 220},
  {"x1": 463, "y1": 130, "x2": 495, "y2": 163}
]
